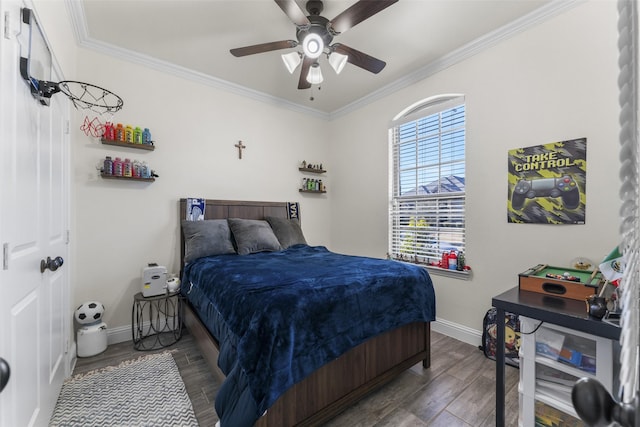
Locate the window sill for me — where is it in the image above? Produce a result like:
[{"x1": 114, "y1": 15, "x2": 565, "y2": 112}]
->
[{"x1": 424, "y1": 265, "x2": 472, "y2": 280}]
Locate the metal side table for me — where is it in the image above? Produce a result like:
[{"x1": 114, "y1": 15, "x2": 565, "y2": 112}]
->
[{"x1": 132, "y1": 291, "x2": 183, "y2": 350}]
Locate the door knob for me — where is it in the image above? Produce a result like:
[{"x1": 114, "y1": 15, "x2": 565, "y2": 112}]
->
[
  {"x1": 40, "y1": 256, "x2": 64, "y2": 273},
  {"x1": 0, "y1": 357, "x2": 9, "y2": 394}
]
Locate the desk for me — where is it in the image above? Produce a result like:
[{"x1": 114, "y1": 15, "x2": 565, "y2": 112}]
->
[{"x1": 492, "y1": 287, "x2": 620, "y2": 427}]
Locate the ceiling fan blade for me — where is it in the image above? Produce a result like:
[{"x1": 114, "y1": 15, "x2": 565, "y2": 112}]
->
[
  {"x1": 329, "y1": 0, "x2": 398, "y2": 34},
  {"x1": 274, "y1": 0, "x2": 311, "y2": 27},
  {"x1": 298, "y1": 56, "x2": 314, "y2": 89},
  {"x1": 332, "y1": 43, "x2": 386, "y2": 74},
  {"x1": 230, "y1": 40, "x2": 297, "y2": 57}
]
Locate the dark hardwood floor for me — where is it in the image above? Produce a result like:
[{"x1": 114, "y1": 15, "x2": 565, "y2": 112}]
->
[{"x1": 73, "y1": 330, "x2": 520, "y2": 426}]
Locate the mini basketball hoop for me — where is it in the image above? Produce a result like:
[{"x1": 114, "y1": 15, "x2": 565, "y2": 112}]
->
[
  {"x1": 32, "y1": 80, "x2": 124, "y2": 138},
  {"x1": 19, "y1": 8, "x2": 123, "y2": 138}
]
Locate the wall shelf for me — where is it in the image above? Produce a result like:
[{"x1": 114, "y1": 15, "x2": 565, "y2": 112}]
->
[
  {"x1": 299, "y1": 189, "x2": 326, "y2": 194},
  {"x1": 101, "y1": 138, "x2": 155, "y2": 151},
  {"x1": 100, "y1": 173, "x2": 155, "y2": 182},
  {"x1": 298, "y1": 167, "x2": 326, "y2": 174}
]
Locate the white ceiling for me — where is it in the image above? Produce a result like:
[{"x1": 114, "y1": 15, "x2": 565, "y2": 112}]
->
[{"x1": 71, "y1": 0, "x2": 569, "y2": 118}]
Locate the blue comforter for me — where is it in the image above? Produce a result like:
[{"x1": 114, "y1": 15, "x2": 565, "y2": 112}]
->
[{"x1": 182, "y1": 245, "x2": 435, "y2": 426}]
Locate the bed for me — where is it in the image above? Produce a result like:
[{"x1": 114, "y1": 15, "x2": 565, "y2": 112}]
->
[{"x1": 179, "y1": 199, "x2": 435, "y2": 427}]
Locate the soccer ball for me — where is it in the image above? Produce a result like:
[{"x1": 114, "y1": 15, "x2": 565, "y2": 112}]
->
[{"x1": 75, "y1": 301, "x2": 105, "y2": 325}]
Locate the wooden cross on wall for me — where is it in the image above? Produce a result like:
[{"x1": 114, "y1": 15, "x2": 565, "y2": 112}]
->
[{"x1": 235, "y1": 140, "x2": 246, "y2": 159}]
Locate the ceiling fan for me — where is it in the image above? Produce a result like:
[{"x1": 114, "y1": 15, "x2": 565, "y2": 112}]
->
[{"x1": 230, "y1": 0, "x2": 398, "y2": 89}]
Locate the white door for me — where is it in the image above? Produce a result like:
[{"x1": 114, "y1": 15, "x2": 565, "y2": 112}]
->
[{"x1": 0, "y1": 2, "x2": 71, "y2": 426}]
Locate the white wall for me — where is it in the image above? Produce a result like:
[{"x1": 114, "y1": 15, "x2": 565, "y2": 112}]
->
[
  {"x1": 71, "y1": 49, "x2": 331, "y2": 332},
  {"x1": 328, "y1": 1, "x2": 621, "y2": 343}
]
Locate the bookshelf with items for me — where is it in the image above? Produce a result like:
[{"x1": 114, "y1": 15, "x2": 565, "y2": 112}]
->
[{"x1": 518, "y1": 317, "x2": 619, "y2": 427}]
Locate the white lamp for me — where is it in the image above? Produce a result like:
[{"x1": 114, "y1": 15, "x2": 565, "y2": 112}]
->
[
  {"x1": 306, "y1": 62, "x2": 323, "y2": 84},
  {"x1": 328, "y1": 52, "x2": 348, "y2": 74},
  {"x1": 281, "y1": 52, "x2": 301, "y2": 73},
  {"x1": 302, "y1": 33, "x2": 324, "y2": 59}
]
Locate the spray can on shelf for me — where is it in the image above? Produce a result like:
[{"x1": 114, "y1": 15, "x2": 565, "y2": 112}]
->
[
  {"x1": 103, "y1": 156, "x2": 113, "y2": 175},
  {"x1": 112, "y1": 157, "x2": 123, "y2": 176}
]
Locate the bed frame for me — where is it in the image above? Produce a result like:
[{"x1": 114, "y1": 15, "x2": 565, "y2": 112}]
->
[{"x1": 179, "y1": 199, "x2": 431, "y2": 426}]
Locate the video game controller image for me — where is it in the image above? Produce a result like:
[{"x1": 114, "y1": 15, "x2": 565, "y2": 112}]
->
[{"x1": 511, "y1": 175, "x2": 580, "y2": 210}]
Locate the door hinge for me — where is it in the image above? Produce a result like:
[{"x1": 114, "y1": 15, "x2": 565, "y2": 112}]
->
[
  {"x1": 4, "y1": 12, "x2": 10, "y2": 40},
  {"x1": 3, "y1": 243, "x2": 8, "y2": 270},
  {"x1": 65, "y1": 120, "x2": 70, "y2": 135},
  {"x1": 65, "y1": 230, "x2": 70, "y2": 244}
]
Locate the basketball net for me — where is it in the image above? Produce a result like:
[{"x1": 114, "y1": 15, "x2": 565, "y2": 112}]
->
[
  {"x1": 80, "y1": 111, "x2": 116, "y2": 138},
  {"x1": 56, "y1": 81, "x2": 123, "y2": 138}
]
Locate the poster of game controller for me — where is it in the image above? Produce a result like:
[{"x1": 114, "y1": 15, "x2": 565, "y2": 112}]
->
[{"x1": 508, "y1": 138, "x2": 586, "y2": 224}]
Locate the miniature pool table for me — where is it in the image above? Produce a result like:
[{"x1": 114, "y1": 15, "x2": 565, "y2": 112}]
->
[{"x1": 519, "y1": 264, "x2": 604, "y2": 301}]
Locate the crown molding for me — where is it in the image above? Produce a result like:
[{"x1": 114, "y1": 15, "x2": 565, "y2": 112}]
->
[{"x1": 65, "y1": 0, "x2": 582, "y2": 121}]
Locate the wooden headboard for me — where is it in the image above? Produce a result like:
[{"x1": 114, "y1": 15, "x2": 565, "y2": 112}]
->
[{"x1": 179, "y1": 199, "x2": 290, "y2": 273}]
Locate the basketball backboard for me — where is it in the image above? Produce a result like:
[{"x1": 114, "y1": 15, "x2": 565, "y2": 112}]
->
[{"x1": 18, "y1": 8, "x2": 53, "y2": 104}]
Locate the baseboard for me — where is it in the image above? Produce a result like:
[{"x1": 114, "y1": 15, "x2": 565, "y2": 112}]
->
[
  {"x1": 107, "y1": 324, "x2": 134, "y2": 345},
  {"x1": 106, "y1": 317, "x2": 180, "y2": 345},
  {"x1": 432, "y1": 318, "x2": 482, "y2": 347}
]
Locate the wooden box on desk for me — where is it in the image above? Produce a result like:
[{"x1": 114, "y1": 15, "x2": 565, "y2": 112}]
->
[{"x1": 518, "y1": 264, "x2": 603, "y2": 301}]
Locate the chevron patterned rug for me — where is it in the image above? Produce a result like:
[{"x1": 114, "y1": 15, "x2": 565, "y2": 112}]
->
[{"x1": 49, "y1": 352, "x2": 198, "y2": 427}]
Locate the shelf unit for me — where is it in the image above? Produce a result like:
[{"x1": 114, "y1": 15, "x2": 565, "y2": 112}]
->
[
  {"x1": 518, "y1": 317, "x2": 617, "y2": 426},
  {"x1": 100, "y1": 173, "x2": 155, "y2": 182},
  {"x1": 99, "y1": 137, "x2": 156, "y2": 182},
  {"x1": 299, "y1": 165, "x2": 327, "y2": 194},
  {"x1": 101, "y1": 138, "x2": 155, "y2": 151},
  {"x1": 298, "y1": 167, "x2": 326, "y2": 174}
]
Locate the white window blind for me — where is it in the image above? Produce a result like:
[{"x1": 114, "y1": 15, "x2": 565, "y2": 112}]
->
[{"x1": 389, "y1": 97, "x2": 465, "y2": 265}]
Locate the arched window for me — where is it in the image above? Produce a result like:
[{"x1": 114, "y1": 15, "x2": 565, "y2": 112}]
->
[{"x1": 388, "y1": 94, "x2": 466, "y2": 271}]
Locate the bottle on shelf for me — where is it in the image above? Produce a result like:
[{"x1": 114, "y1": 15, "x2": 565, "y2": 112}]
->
[
  {"x1": 125, "y1": 125, "x2": 134, "y2": 143},
  {"x1": 112, "y1": 157, "x2": 123, "y2": 176},
  {"x1": 132, "y1": 160, "x2": 141, "y2": 178},
  {"x1": 115, "y1": 123, "x2": 125, "y2": 142},
  {"x1": 142, "y1": 128, "x2": 152, "y2": 145},
  {"x1": 123, "y1": 158, "x2": 132, "y2": 177},
  {"x1": 103, "y1": 122, "x2": 115, "y2": 140},
  {"x1": 141, "y1": 161, "x2": 151, "y2": 178},
  {"x1": 318, "y1": 179, "x2": 324, "y2": 192},
  {"x1": 448, "y1": 251, "x2": 458, "y2": 270},
  {"x1": 133, "y1": 127, "x2": 142, "y2": 144},
  {"x1": 103, "y1": 156, "x2": 113, "y2": 176}
]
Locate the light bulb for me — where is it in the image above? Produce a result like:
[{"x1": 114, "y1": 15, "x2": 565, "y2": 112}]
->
[
  {"x1": 302, "y1": 33, "x2": 324, "y2": 59},
  {"x1": 306, "y1": 62, "x2": 323, "y2": 84}
]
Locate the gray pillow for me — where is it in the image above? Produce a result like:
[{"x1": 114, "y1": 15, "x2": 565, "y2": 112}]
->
[
  {"x1": 227, "y1": 218, "x2": 282, "y2": 255},
  {"x1": 265, "y1": 216, "x2": 307, "y2": 249},
  {"x1": 181, "y1": 220, "x2": 236, "y2": 263}
]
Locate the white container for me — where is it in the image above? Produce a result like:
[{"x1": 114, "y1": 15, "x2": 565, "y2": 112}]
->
[
  {"x1": 77, "y1": 322, "x2": 107, "y2": 357},
  {"x1": 142, "y1": 264, "x2": 167, "y2": 297}
]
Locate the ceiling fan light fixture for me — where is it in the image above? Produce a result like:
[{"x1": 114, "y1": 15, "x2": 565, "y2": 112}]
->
[
  {"x1": 302, "y1": 33, "x2": 324, "y2": 59},
  {"x1": 306, "y1": 62, "x2": 323, "y2": 84},
  {"x1": 328, "y1": 52, "x2": 348, "y2": 74},
  {"x1": 281, "y1": 52, "x2": 302, "y2": 73}
]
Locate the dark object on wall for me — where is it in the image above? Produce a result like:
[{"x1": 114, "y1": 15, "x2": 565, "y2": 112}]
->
[{"x1": 479, "y1": 307, "x2": 520, "y2": 367}]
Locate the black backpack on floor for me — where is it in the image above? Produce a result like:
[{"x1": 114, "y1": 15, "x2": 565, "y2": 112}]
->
[{"x1": 479, "y1": 307, "x2": 521, "y2": 367}]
